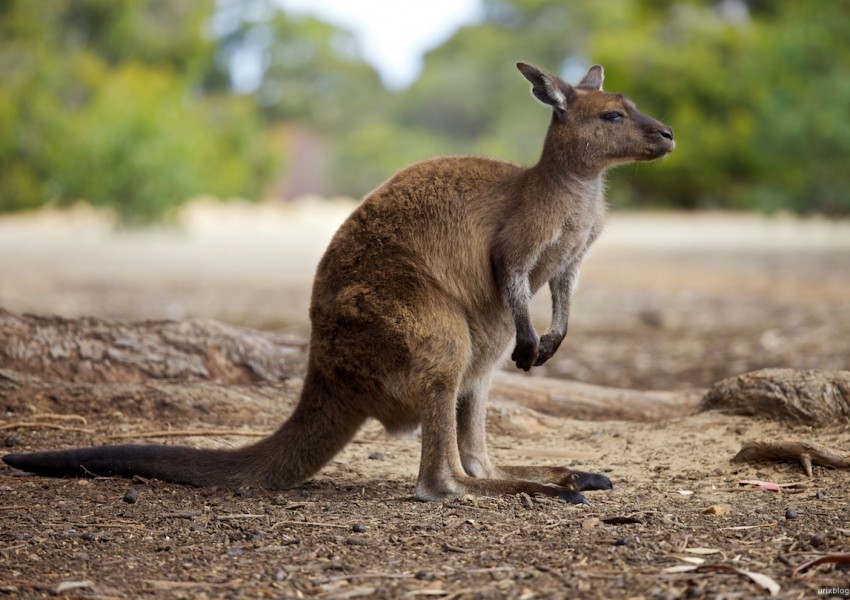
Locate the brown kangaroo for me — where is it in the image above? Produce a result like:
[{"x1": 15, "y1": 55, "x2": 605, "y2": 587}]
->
[{"x1": 3, "y1": 62, "x2": 674, "y2": 503}]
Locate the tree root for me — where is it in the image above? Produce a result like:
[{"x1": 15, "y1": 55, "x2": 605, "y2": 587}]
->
[{"x1": 732, "y1": 440, "x2": 850, "y2": 477}]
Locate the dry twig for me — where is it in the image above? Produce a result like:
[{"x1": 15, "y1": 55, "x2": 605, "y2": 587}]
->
[
  {"x1": 0, "y1": 422, "x2": 94, "y2": 434},
  {"x1": 270, "y1": 520, "x2": 351, "y2": 530},
  {"x1": 97, "y1": 428, "x2": 267, "y2": 442}
]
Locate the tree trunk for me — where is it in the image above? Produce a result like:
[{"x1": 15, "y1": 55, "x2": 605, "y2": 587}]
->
[
  {"x1": 2, "y1": 309, "x2": 847, "y2": 427},
  {"x1": 489, "y1": 372, "x2": 702, "y2": 421},
  {"x1": 0, "y1": 308, "x2": 307, "y2": 385},
  {"x1": 0, "y1": 309, "x2": 703, "y2": 424},
  {"x1": 698, "y1": 368, "x2": 850, "y2": 426}
]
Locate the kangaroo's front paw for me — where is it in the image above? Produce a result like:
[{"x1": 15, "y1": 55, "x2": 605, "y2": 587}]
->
[
  {"x1": 511, "y1": 334, "x2": 538, "y2": 371},
  {"x1": 533, "y1": 332, "x2": 564, "y2": 366}
]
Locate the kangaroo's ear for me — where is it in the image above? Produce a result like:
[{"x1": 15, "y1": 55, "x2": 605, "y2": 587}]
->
[
  {"x1": 516, "y1": 62, "x2": 572, "y2": 112},
  {"x1": 576, "y1": 65, "x2": 604, "y2": 91}
]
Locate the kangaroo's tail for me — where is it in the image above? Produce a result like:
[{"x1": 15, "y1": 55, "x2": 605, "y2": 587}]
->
[
  {"x1": 2, "y1": 444, "x2": 240, "y2": 486},
  {"x1": 2, "y1": 375, "x2": 365, "y2": 489}
]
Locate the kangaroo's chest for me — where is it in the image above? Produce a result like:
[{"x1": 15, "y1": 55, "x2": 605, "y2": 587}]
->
[{"x1": 529, "y1": 205, "x2": 604, "y2": 293}]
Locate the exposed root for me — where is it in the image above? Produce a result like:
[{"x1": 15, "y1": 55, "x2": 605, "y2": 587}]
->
[{"x1": 732, "y1": 440, "x2": 850, "y2": 477}]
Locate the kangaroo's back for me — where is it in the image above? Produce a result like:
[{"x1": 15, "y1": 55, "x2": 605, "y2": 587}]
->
[{"x1": 313, "y1": 156, "x2": 521, "y2": 317}]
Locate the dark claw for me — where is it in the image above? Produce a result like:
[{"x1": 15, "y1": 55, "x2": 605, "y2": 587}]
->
[
  {"x1": 571, "y1": 471, "x2": 613, "y2": 491},
  {"x1": 557, "y1": 489, "x2": 590, "y2": 505}
]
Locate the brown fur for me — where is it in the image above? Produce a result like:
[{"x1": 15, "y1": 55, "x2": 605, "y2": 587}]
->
[{"x1": 3, "y1": 62, "x2": 674, "y2": 503}]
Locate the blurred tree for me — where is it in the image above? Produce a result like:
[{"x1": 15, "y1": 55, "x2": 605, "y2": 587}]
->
[
  {"x1": 198, "y1": 0, "x2": 391, "y2": 197},
  {"x1": 348, "y1": 0, "x2": 850, "y2": 214},
  {"x1": 2, "y1": 0, "x2": 849, "y2": 216},
  {"x1": 746, "y1": 2, "x2": 850, "y2": 215},
  {"x1": 0, "y1": 0, "x2": 277, "y2": 224},
  {"x1": 589, "y1": 0, "x2": 850, "y2": 214}
]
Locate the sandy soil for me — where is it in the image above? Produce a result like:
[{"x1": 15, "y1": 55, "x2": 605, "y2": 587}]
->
[{"x1": 1, "y1": 203, "x2": 849, "y2": 598}]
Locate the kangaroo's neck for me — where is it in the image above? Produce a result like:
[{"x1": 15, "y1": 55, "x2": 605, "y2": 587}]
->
[
  {"x1": 538, "y1": 121, "x2": 605, "y2": 178},
  {"x1": 517, "y1": 144, "x2": 604, "y2": 210}
]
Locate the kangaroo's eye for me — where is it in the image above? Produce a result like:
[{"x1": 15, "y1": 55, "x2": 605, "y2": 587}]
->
[{"x1": 602, "y1": 111, "x2": 625, "y2": 122}]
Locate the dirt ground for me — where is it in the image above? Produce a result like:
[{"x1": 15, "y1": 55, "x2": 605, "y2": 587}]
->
[{"x1": 1, "y1": 203, "x2": 849, "y2": 598}]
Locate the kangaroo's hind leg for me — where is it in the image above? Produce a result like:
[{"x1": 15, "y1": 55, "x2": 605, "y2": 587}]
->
[
  {"x1": 454, "y1": 371, "x2": 612, "y2": 496},
  {"x1": 456, "y1": 374, "x2": 500, "y2": 479},
  {"x1": 409, "y1": 313, "x2": 592, "y2": 504}
]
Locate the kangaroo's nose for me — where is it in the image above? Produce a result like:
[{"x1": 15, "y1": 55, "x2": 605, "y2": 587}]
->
[{"x1": 659, "y1": 127, "x2": 674, "y2": 141}]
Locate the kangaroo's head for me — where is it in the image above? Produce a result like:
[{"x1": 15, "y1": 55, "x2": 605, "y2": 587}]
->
[{"x1": 517, "y1": 61, "x2": 674, "y2": 176}]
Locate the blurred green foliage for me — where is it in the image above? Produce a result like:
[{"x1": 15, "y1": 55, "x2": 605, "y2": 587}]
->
[
  {"x1": 2, "y1": 0, "x2": 849, "y2": 220},
  {"x1": 373, "y1": 0, "x2": 850, "y2": 215},
  {"x1": 587, "y1": 1, "x2": 850, "y2": 214},
  {"x1": 0, "y1": 0, "x2": 277, "y2": 224}
]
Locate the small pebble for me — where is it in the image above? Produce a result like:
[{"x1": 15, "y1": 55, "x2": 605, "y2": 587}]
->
[
  {"x1": 519, "y1": 492, "x2": 534, "y2": 509},
  {"x1": 614, "y1": 536, "x2": 635, "y2": 546},
  {"x1": 815, "y1": 490, "x2": 826, "y2": 500},
  {"x1": 189, "y1": 523, "x2": 205, "y2": 533},
  {"x1": 235, "y1": 487, "x2": 254, "y2": 498},
  {"x1": 368, "y1": 451, "x2": 384, "y2": 460},
  {"x1": 785, "y1": 508, "x2": 798, "y2": 520},
  {"x1": 4, "y1": 435, "x2": 21, "y2": 447},
  {"x1": 123, "y1": 488, "x2": 139, "y2": 504},
  {"x1": 810, "y1": 533, "x2": 826, "y2": 548},
  {"x1": 226, "y1": 547, "x2": 244, "y2": 556},
  {"x1": 81, "y1": 532, "x2": 96, "y2": 542},
  {"x1": 352, "y1": 523, "x2": 367, "y2": 533}
]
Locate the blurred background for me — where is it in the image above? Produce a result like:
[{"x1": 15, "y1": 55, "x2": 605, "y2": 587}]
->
[
  {"x1": 3, "y1": 0, "x2": 850, "y2": 222},
  {"x1": 1, "y1": 0, "x2": 849, "y2": 390}
]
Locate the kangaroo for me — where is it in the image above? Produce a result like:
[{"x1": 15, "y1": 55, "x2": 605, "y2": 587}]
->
[{"x1": 3, "y1": 62, "x2": 674, "y2": 503}]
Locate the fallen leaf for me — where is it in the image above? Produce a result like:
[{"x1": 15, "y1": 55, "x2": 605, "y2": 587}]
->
[
  {"x1": 55, "y1": 581, "x2": 94, "y2": 594},
  {"x1": 684, "y1": 547, "x2": 722, "y2": 555},
  {"x1": 660, "y1": 564, "x2": 781, "y2": 596},
  {"x1": 792, "y1": 554, "x2": 850, "y2": 577},
  {"x1": 676, "y1": 490, "x2": 694, "y2": 496},
  {"x1": 739, "y1": 569, "x2": 781, "y2": 596},
  {"x1": 673, "y1": 555, "x2": 706, "y2": 565},
  {"x1": 662, "y1": 565, "x2": 697, "y2": 574},
  {"x1": 738, "y1": 479, "x2": 810, "y2": 492},
  {"x1": 699, "y1": 565, "x2": 780, "y2": 596},
  {"x1": 720, "y1": 523, "x2": 776, "y2": 531},
  {"x1": 703, "y1": 505, "x2": 729, "y2": 516}
]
